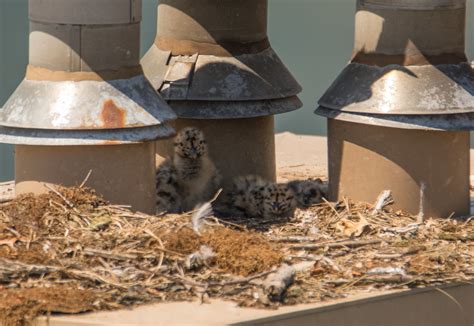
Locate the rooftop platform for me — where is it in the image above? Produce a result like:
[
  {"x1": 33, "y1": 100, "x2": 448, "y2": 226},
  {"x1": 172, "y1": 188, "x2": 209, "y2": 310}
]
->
[
  {"x1": 1, "y1": 133, "x2": 473, "y2": 325},
  {"x1": 38, "y1": 283, "x2": 473, "y2": 326}
]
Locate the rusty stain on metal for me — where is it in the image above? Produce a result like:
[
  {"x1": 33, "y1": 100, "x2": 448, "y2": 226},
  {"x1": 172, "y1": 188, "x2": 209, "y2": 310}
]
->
[{"x1": 101, "y1": 100, "x2": 126, "y2": 129}]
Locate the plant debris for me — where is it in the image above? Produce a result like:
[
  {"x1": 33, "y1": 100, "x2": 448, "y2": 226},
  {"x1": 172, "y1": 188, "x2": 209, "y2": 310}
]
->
[
  {"x1": 0, "y1": 185, "x2": 472, "y2": 325},
  {"x1": 0, "y1": 287, "x2": 98, "y2": 326}
]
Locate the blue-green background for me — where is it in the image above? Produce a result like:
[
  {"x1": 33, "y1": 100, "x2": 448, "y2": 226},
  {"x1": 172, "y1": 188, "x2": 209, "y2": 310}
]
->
[{"x1": 1, "y1": 0, "x2": 474, "y2": 181}]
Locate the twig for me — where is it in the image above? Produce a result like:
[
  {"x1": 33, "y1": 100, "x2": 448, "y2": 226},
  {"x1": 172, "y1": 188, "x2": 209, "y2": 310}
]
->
[
  {"x1": 0, "y1": 196, "x2": 14, "y2": 204},
  {"x1": 384, "y1": 224, "x2": 420, "y2": 234},
  {"x1": 184, "y1": 189, "x2": 223, "y2": 217},
  {"x1": 5, "y1": 227, "x2": 22, "y2": 238},
  {"x1": 173, "y1": 268, "x2": 278, "y2": 289},
  {"x1": 83, "y1": 248, "x2": 138, "y2": 261},
  {"x1": 375, "y1": 246, "x2": 426, "y2": 259},
  {"x1": 65, "y1": 269, "x2": 128, "y2": 290},
  {"x1": 215, "y1": 269, "x2": 277, "y2": 286},
  {"x1": 144, "y1": 229, "x2": 186, "y2": 256},
  {"x1": 290, "y1": 239, "x2": 385, "y2": 251},
  {"x1": 326, "y1": 275, "x2": 414, "y2": 286},
  {"x1": 79, "y1": 170, "x2": 93, "y2": 188},
  {"x1": 264, "y1": 264, "x2": 295, "y2": 301},
  {"x1": 438, "y1": 233, "x2": 474, "y2": 242},
  {"x1": 44, "y1": 184, "x2": 74, "y2": 209},
  {"x1": 269, "y1": 236, "x2": 319, "y2": 243},
  {"x1": 0, "y1": 259, "x2": 60, "y2": 280},
  {"x1": 372, "y1": 190, "x2": 393, "y2": 215},
  {"x1": 323, "y1": 198, "x2": 342, "y2": 223}
]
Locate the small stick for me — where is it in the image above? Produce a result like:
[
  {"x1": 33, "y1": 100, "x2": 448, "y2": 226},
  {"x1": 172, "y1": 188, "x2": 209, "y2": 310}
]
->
[
  {"x1": 83, "y1": 248, "x2": 138, "y2": 261},
  {"x1": 65, "y1": 269, "x2": 128, "y2": 290},
  {"x1": 44, "y1": 184, "x2": 74, "y2": 209},
  {"x1": 323, "y1": 198, "x2": 341, "y2": 221},
  {"x1": 144, "y1": 229, "x2": 186, "y2": 256},
  {"x1": 264, "y1": 264, "x2": 295, "y2": 301},
  {"x1": 215, "y1": 269, "x2": 277, "y2": 286},
  {"x1": 0, "y1": 196, "x2": 14, "y2": 204},
  {"x1": 326, "y1": 275, "x2": 413, "y2": 286},
  {"x1": 269, "y1": 236, "x2": 319, "y2": 243},
  {"x1": 290, "y1": 239, "x2": 384, "y2": 251},
  {"x1": 417, "y1": 182, "x2": 426, "y2": 223},
  {"x1": 5, "y1": 227, "x2": 22, "y2": 238},
  {"x1": 79, "y1": 170, "x2": 93, "y2": 188},
  {"x1": 372, "y1": 190, "x2": 393, "y2": 215},
  {"x1": 375, "y1": 245, "x2": 426, "y2": 259},
  {"x1": 206, "y1": 217, "x2": 246, "y2": 230},
  {"x1": 174, "y1": 268, "x2": 277, "y2": 288},
  {"x1": 184, "y1": 189, "x2": 223, "y2": 217},
  {"x1": 0, "y1": 259, "x2": 60, "y2": 278}
]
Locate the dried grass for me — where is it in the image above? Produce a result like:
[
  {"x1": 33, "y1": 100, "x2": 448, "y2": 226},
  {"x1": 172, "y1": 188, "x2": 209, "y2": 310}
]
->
[
  {"x1": 202, "y1": 228, "x2": 283, "y2": 276},
  {"x1": 0, "y1": 286, "x2": 98, "y2": 326},
  {"x1": 0, "y1": 186, "x2": 472, "y2": 324}
]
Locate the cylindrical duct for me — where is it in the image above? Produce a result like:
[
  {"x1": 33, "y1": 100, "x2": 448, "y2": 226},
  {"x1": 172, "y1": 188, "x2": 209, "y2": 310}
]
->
[
  {"x1": 328, "y1": 120, "x2": 470, "y2": 218},
  {"x1": 143, "y1": 0, "x2": 302, "y2": 187},
  {"x1": 0, "y1": 0, "x2": 177, "y2": 213},
  {"x1": 156, "y1": 116, "x2": 276, "y2": 190},
  {"x1": 353, "y1": 0, "x2": 466, "y2": 65},
  {"x1": 316, "y1": 0, "x2": 474, "y2": 218}
]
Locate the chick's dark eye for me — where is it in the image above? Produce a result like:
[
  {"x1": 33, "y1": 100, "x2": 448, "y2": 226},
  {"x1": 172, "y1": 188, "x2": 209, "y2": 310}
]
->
[{"x1": 310, "y1": 189, "x2": 317, "y2": 196}]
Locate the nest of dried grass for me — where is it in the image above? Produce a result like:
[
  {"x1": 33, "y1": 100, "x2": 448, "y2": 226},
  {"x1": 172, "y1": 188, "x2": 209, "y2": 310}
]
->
[{"x1": 0, "y1": 186, "x2": 472, "y2": 325}]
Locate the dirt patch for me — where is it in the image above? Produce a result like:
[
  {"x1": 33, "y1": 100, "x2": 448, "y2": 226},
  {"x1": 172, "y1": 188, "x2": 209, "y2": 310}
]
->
[
  {"x1": 0, "y1": 244, "x2": 51, "y2": 264},
  {"x1": 162, "y1": 227, "x2": 283, "y2": 276},
  {"x1": 203, "y1": 228, "x2": 283, "y2": 276},
  {"x1": 162, "y1": 227, "x2": 201, "y2": 255},
  {"x1": 0, "y1": 286, "x2": 98, "y2": 326}
]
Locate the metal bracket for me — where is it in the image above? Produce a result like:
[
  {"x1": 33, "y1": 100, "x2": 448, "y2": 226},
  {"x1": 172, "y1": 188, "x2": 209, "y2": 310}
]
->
[{"x1": 160, "y1": 54, "x2": 198, "y2": 99}]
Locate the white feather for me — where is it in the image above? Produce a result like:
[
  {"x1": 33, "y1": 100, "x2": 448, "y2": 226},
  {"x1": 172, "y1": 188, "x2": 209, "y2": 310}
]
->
[
  {"x1": 185, "y1": 245, "x2": 216, "y2": 270},
  {"x1": 192, "y1": 201, "x2": 213, "y2": 235},
  {"x1": 198, "y1": 245, "x2": 215, "y2": 261}
]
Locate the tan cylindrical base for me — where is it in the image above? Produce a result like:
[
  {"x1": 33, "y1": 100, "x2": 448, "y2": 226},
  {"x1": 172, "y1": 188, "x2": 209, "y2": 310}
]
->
[
  {"x1": 156, "y1": 116, "x2": 276, "y2": 190},
  {"x1": 328, "y1": 119, "x2": 470, "y2": 218},
  {"x1": 15, "y1": 143, "x2": 156, "y2": 214}
]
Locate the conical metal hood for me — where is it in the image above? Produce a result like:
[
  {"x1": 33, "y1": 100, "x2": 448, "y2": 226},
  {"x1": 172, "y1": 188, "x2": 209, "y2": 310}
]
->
[
  {"x1": 142, "y1": 0, "x2": 302, "y2": 119},
  {"x1": 316, "y1": 0, "x2": 474, "y2": 130},
  {"x1": 0, "y1": 0, "x2": 176, "y2": 145}
]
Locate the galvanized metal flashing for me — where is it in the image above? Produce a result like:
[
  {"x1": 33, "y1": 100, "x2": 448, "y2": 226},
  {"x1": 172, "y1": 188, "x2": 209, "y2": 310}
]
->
[
  {"x1": 0, "y1": 0, "x2": 176, "y2": 146},
  {"x1": 316, "y1": 0, "x2": 474, "y2": 130},
  {"x1": 1, "y1": 77, "x2": 174, "y2": 130},
  {"x1": 169, "y1": 97, "x2": 302, "y2": 120},
  {"x1": 0, "y1": 125, "x2": 174, "y2": 146},
  {"x1": 315, "y1": 107, "x2": 474, "y2": 131},
  {"x1": 318, "y1": 63, "x2": 474, "y2": 116},
  {"x1": 360, "y1": 0, "x2": 465, "y2": 10},
  {"x1": 142, "y1": 0, "x2": 302, "y2": 119}
]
